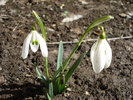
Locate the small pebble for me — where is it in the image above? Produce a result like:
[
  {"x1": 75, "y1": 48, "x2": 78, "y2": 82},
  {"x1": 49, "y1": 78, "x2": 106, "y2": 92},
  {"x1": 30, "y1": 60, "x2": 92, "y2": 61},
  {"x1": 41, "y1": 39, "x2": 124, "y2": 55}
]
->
[
  {"x1": 0, "y1": 76, "x2": 5, "y2": 84},
  {"x1": 64, "y1": 93, "x2": 70, "y2": 97},
  {"x1": 62, "y1": 14, "x2": 83, "y2": 23},
  {"x1": 85, "y1": 91, "x2": 90, "y2": 95},
  {"x1": 119, "y1": 12, "x2": 133, "y2": 18},
  {"x1": 0, "y1": 67, "x2": 2, "y2": 70},
  {"x1": 66, "y1": 88, "x2": 72, "y2": 91},
  {"x1": 126, "y1": 12, "x2": 133, "y2": 17}
]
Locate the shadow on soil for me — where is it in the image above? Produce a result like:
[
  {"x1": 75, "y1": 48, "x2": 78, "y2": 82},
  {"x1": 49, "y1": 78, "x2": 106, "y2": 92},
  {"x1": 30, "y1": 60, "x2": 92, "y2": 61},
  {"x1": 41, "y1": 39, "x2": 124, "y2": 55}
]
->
[{"x1": 0, "y1": 83, "x2": 46, "y2": 100}]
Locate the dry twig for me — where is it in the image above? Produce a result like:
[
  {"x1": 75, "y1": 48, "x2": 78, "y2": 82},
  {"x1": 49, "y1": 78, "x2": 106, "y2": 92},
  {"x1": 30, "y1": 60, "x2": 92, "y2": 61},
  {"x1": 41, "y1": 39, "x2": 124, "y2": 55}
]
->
[{"x1": 47, "y1": 36, "x2": 133, "y2": 45}]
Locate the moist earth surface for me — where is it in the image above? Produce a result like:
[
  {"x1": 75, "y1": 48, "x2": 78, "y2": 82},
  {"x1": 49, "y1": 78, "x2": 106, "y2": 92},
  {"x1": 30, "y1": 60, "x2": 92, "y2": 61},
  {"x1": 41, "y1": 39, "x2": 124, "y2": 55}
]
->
[{"x1": 0, "y1": 0, "x2": 133, "y2": 100}]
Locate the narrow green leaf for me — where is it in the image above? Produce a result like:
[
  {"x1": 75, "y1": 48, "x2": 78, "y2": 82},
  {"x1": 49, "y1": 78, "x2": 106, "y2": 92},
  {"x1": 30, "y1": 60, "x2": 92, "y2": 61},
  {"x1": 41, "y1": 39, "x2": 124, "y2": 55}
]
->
[
  {"x1": 35, "y1": 67, "x2": 47, "y2": 85},
  {"x1": 49, "y1": 82, "x2": 53, "y2": 98},
  {"x1": 32, "y1": 10, "x2": 46, "y2": 40},
  {"x1": 52, "y1": 66, "x2": 62, "y2": 80},
  {"x1": 89, "y1": 15, "x2": 114, "y2": 30},
  {"x1": 58, "y1": 84, "x2": 66, "y2": 93},
  {"x1": 65, "y1": 51, "x2": 88, "y2": 83},
  {"x1": 46, "y1": 93, "x2": 52, "y2": 100},
  {"x1": 56, "y1": 41, "x2": 64, "y2": 70}
]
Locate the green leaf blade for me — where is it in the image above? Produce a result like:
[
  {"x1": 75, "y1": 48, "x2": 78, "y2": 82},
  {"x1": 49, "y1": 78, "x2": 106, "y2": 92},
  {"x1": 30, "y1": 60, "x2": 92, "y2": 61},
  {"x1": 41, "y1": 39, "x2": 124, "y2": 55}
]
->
[
  {"x1": 35, "y1": 67, "x2": 47, "y2": 84},
  {"x1": 65, "y1": 51, "x2": 88, "y2": 83},
  {"x1": 56, "y1": 41, "x2": 64, "y2": 70},
  {"x1": 32, "y1": 10, "x2": 46, "y2": 40},
  {"x1": 89, "y1": 15, "x2": 114, "y2": 30},
  {"x1": 49, "y1": 82, "x2": 54, "y2": 98}
]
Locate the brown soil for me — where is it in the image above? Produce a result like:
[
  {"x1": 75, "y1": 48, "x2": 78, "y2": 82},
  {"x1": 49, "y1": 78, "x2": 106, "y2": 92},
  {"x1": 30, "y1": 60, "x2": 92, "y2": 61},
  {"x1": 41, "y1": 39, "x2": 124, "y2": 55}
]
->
[{"x1": 0, "y1": 0, "x2": 133, "y2": 100}]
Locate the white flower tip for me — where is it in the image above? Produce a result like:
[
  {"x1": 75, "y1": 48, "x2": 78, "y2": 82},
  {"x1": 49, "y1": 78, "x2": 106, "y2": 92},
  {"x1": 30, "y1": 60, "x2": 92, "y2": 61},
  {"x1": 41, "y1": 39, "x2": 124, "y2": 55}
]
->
[
  {"x1": 94, "y1": 67, "x2": 104, "y2": 73},
  {"x1": 93, "y1": 65, "x2": 104, "y2": 74},
  {"x1": 32, "y1": 10, "x2": 36, "y2": 14},
  {"x1": 44, "y1": 53, "x2": 48, "y2": 58},
  {"x1": 41, "y1": 47, "x2": 48, "y2": 58},
  {"x1": 21, "y1": 54, "x2": 27, "y2": 59},
  {"x1": 94, "y1": 70, "x2": 101, "y2": 74},
  {"x1": 22, "y1": 56, "x2": 26, "y2": 59},
  {"x1": 109, "y1": 15, "x2": 114, "y2": 19}
]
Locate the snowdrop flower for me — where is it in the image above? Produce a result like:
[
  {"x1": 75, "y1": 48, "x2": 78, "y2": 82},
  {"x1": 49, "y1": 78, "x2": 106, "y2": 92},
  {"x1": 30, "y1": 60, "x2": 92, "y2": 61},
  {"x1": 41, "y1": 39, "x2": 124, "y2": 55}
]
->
[
  {"x1": 90, "y1": 32, "x2": 112, "y2": 73},
  {"x1": 21, "y1": 30, "x2": 48, "y2": 59}
]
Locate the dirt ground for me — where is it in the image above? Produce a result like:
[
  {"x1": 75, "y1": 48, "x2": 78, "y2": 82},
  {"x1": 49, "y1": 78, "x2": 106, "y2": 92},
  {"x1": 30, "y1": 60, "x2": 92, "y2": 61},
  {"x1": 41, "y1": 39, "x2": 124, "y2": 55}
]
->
[{"x1": 0, "y1": 0, "x2": 133, "y2": 100}]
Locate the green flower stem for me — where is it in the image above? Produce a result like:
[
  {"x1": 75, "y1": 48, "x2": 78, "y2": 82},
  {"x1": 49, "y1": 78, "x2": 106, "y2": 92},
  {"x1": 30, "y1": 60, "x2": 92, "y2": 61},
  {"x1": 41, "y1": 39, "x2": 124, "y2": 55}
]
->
[
  {"x1": 99, "y1": 25, "x2": 106, "y2": 39},
  {"x1": 32, "y1": 26, "x2": 36, "y2": 30},
  {"x1": 44, "y1": 57, "x2": 49, "y2": 78},
  {"x1": 62, "y1": 27, "x2": 92, "y2": 71},
  {"x1": 33, "y1": 11, "x2": 49, "y2": 79},
  {"x1": 62, "y1": 16, "x2": 114, "y2": 71},
  {"x1": 32, "y1": 10, "x2": 46, "y2": 40}
]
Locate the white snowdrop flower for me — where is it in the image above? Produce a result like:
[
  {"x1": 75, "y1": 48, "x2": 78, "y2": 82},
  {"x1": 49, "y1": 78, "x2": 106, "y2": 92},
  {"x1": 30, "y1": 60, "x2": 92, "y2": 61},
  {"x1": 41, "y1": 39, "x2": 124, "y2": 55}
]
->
[
  {"x1": 21, "y1": 30, "x2": 48, "y2": 59},
  {"x1": 90, "y1": 34, "x2": 112, "y2": 73}
]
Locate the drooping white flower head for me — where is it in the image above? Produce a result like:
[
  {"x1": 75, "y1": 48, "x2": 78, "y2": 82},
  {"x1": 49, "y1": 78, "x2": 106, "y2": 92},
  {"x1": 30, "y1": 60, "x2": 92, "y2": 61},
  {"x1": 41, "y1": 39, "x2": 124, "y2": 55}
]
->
[
  {"x1": 21, "y1": 30, "x2": 48, "y2": 59},
  {"x1": 90, "y1": 32, "x2": 112, "y2": 73}
]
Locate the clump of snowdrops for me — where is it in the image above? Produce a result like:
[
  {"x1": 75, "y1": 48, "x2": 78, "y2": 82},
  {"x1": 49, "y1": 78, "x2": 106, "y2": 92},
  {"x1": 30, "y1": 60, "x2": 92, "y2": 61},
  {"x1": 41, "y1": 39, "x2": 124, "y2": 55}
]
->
[{"x1": 21, "y1": 11, "x2": 113, "y2": 100}]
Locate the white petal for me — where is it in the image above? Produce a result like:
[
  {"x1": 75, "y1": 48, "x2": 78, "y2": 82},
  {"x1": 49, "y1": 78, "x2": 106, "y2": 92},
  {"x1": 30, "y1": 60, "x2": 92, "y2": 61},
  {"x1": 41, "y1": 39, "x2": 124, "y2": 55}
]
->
[
  {"x1": 30, "y1": 43, "x2": 39, "y2": 52},
  {"x1": 21, "y1": 33, "x2": 32, "y2": 59},
  {"x1": 30, "y1": 31, "x2": 39, "y2": 52},
  {"x1": 36, "y1": 33, "x2": 48, "y2": 57},
  {"x1": 90, "y1": 42, "x2": 97, "y2": 63},
  {"x1": 104, "y1": 40, "x2": 112, "y2": 68},
  {"x1": 90, "y1": 39, "x2": 106, "y2": 73}
]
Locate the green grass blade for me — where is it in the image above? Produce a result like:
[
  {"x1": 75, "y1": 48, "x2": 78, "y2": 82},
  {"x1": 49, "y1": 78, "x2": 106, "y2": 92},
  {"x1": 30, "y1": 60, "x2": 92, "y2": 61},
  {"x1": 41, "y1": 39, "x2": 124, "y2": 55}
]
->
[
  {"x1": 65, "y1": 51, "x2": 88, "y2": 83},
  {"x1": 32, "y1": 10, "x2": 46, "y2": 40},
  {"x1": 89, "y1": 15, "x2": 114, "y2": 30},
  {"x1": 35, "y1": 67, "x2": 47, "y2": 84},
  {"x1": 52, "y1": 66, "x2": 62, "y2": 80},
  {"x1": 46, "y1": 93, "x2": 52, "y2": 100},
  {"x1": 56, "y1": 41, "x2": 64, "y2": 70},
  {"x1": 58, "y1": 84, "x2": 66, "y2": 93},
  {"x1": 49, "y1": 82, "x2": 53, "y2": 98}
]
